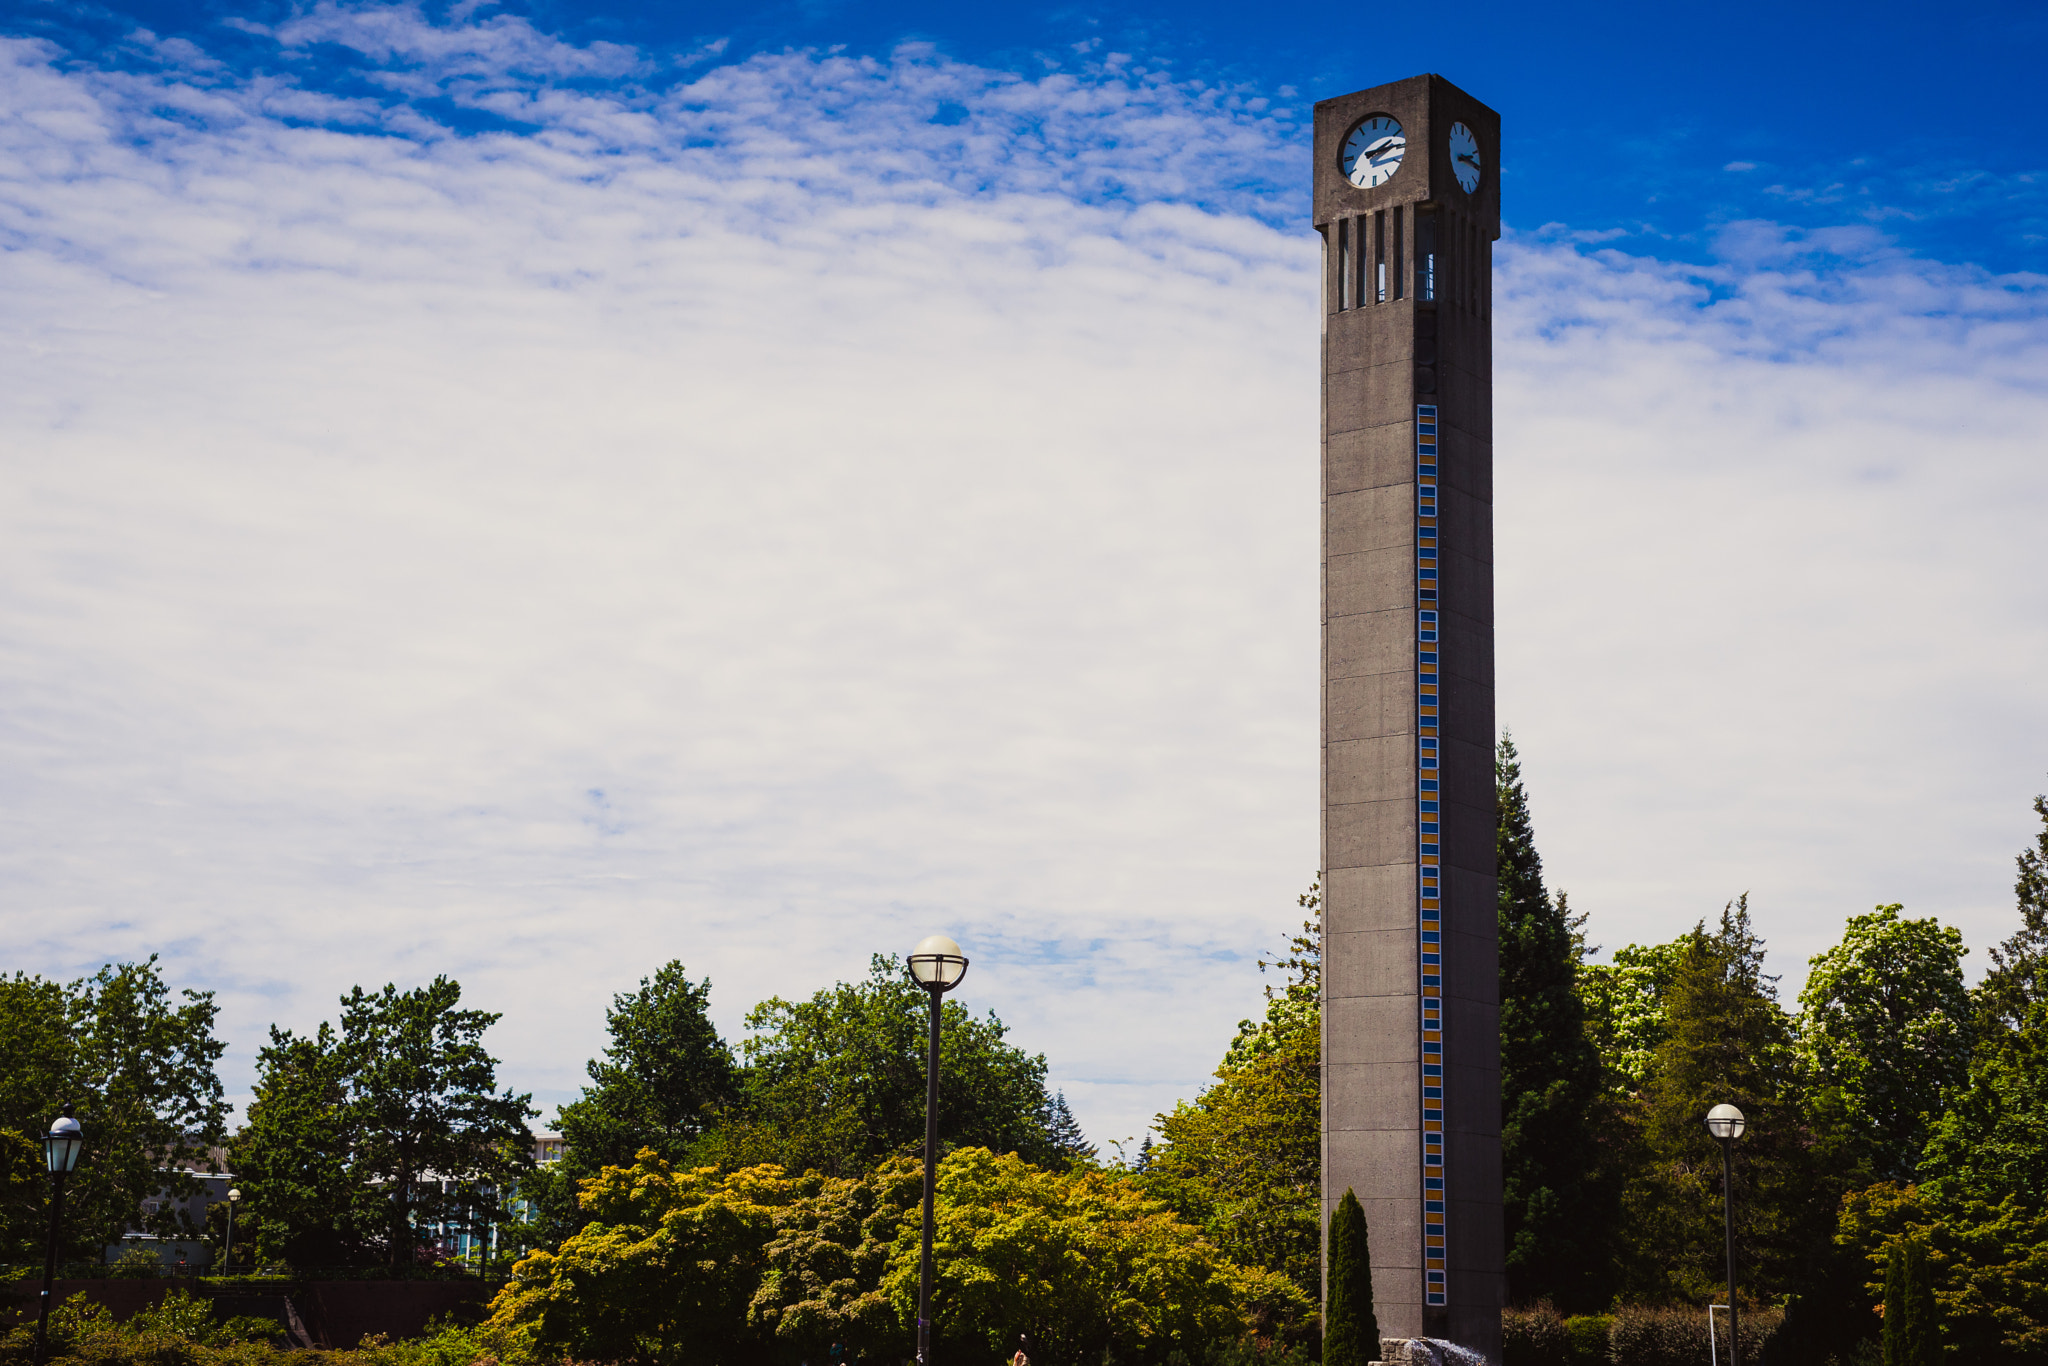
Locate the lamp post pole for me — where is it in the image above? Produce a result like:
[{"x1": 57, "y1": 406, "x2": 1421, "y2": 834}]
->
[
  {"x1": 36, "y1": 1110, "x2": 85, "y2": 1366},
  {"x1": 1705, "y1": 1104, "x2": 1747, "y2": 1366},
  {"x1": 906, "y1": 935, "x2": 969, "y2": 1366},
  {"x1": 225, "y1": 1188, "x2": 242, "y2": 1274}
]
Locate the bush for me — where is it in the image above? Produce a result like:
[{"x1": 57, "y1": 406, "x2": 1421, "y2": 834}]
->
[
  {"x1": 108, "y1": 1251, "x2": 162, "y2": 1280},
  {"x1": 1503, "y1": 1302, "x2": 1569, "y2": 1366},
  {"x1": 1562, "y1": 1314, "x2": 1612, "y2": 1364},
  {"x1": 1608, "y1": 1304, "x2": 1780, "y2": 1366}
]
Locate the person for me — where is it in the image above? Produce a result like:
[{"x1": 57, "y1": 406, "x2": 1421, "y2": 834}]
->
[{"x1": 1010, "y1": 1334, "x2": 1029, "y2": 1366}]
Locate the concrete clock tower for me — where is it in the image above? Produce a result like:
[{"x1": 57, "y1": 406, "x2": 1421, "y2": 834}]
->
[{"x1": 1316, "y1": 74, "x2": 1503, "y2": 1360}]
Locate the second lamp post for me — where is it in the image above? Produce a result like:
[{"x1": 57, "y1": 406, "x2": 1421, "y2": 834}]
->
[
  {"x1": 907, "y1": 934, "x2": 969, "y2": 1366},
  {"x1": 1706, "y1": 1103, "x2": 1747, "y2": 1366},
  {"x1": 36, "y1": 1109, "x2": 85, "y2": 1366}
]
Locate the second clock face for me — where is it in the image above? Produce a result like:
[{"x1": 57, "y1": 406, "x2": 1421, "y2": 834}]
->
[
  {"x1": 1341, "y1": 116, "x2": 1405, "y2": 189},
  {"x1": 1449, "y1": 122, "x2": 1482, "y2": 193}
]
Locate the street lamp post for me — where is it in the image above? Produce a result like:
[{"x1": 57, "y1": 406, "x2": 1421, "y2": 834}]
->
[
  {"x1": 906, "y1": 935, "x2": 969, "y2": 1366},
  {"x1": 1705, "y1": 1104, "x2": 1747, "y2": 1366},
  {"x1": 36, "y1": 1109, "x2": 85, "y2": 1366},
  {"x1": 225, "y1": 1188, "x2": 242, "y2": 1274}
]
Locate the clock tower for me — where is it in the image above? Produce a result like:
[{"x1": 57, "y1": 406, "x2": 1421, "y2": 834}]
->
[{"x1": 1316, "y1": 74, "x2": 1502, "y2": 1360}]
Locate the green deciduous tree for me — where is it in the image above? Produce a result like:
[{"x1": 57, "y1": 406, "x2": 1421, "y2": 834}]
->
[
  {"x1": 231, "y1": 976, "x2": 534, "y2": 1269},
  {"x1": 525, "y1": 962, "x2": 741, "y2": 1245},
  {"x1": 1151, "y1": 883, "x2": 1321, "y2": 1305},
  {"x1": 720, "y1": 954, "x2": 1055, "y2": 1177},
  {"x1": 892, "y1": 1147, "x2": 1291, "y2": 1365},
  {"x1": 0, "y1": 961, "x2": 227, "y2": 1261},
  {"x1": 1496, "y1": 735, "x2": 1617, "y2": 1311},
  {"x1": 1578, "y1": 939, "x2": 1685, "y2": 1098},
  {"x1": 1797, "y1": 904, "x2": 1970, "y2": 1182},
  {"x1": 558, "y1": 962, "x2": 739, "y2": 1173},
  {"x1": 490, "y1": 1155, "x2": 810, "y2": 1366},
  {"x1": 1322, "y1": 1188, "x2": 1377, "y2": 1366},
  {"x1": 1837, "y1": 1182, "x2": 2048, "y2": 1363},
  {"x1": 492, "y1": 1147, "x2": 1287, "y2": 1366},
  {"x1": 231, "y1": 1022, "x2": 366, "y2": 1266}
]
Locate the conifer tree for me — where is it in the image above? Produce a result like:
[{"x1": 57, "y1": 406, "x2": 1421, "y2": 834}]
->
[
  {"x1": 1324, "y1": 1188, "x2": 1379, "y2": 1366},
  {"x1": 1881, "y1": 1237, "x2": 1939, "y2": 1366},
  {"x1": 1496, "y1": 735, "x2": 1615, "y2": 1309}
]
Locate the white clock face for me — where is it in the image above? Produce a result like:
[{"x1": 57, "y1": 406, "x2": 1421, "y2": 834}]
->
[
  {"x1": 1341, "y1": 116, "x2": 1405, "y2": 189},
  {"x1": 1449, "y1": 122, "x2": 1482, "y2": 194}
]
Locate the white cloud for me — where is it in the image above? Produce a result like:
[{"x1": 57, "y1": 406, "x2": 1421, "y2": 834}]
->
[{"x1": 1, "y1": 11, "x2": 2044, "y2": 1150}]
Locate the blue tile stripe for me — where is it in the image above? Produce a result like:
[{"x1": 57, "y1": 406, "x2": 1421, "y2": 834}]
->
[{"x1": 1415, "y1": 402, "x2": 1448, "y2": 1308}]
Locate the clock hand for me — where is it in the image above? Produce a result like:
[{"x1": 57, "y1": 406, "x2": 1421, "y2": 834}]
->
[{"x1": 1457, "y1": 153, "x2": 1480, "y2": 167}]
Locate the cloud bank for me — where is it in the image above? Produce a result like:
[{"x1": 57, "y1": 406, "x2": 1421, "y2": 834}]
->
[{"x1": 2, "y1": 7, "x2": 2044, "y2": 1144}]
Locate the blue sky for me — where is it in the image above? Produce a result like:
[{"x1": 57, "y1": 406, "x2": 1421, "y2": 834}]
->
[{"x1": 1, "y1": 0, "x2": 2045, "y2": 1148}]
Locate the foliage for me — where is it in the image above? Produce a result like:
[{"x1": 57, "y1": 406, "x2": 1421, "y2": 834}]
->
[
  {"x1": 556, "y1": 963, "x2": 738, "y2": 1174},
  {"x1": 231, "y1": 1023, "x2": 365, "y2": 1267},
  {"x1": 1975, "y1": 793, "x2": 2048, "y2": 1037},
  {"x1": 716, "y1": 955, "x2": 1058, "y2": 1178},
  {"x1": 1838, "y1": 1181, "x2": 2048, "y2": 1362},
  {"x1": 0, "y1": 961, "x2": 228, "y2": 1262},
  {"x1": 750, "y1": 1156, "x2": 924, "y2": 1361},
  {"x1": 1617, "y1": 899, "x2": 1850, "y2": 1308},
  {"x1": 1496, "y1": 736, "x2": 1618, "y2": 1312},
  {"x1": 231, "y1": 978, "x2": 534, "y2": 1270},
  {"x1": 1320, "y1": 1189, "x2": 1376, "y2": 1366},
  {"x1": 888, "y1": 1147, "x2": 1289, "y2": 1366},
  {"x1": 0, "y1": 1294, "x2": 499, "y2": 1366},
  {"x1": 1797, "y1": 904, "x2": 1971, "y2": 1182},
  {"x1": 1604, "y1": 1304, "x2": 1779, "y2": 1366},
  {"x1": 529, "y1": 962, "x2": 740, "y2": 1247},
  {"x1": 490, "y1": 1151, "x2": 807, "y2": 1365},
  {"x1": 1579, "y1": 940, "x2": 1685, "y2": 1098},
  {"x1": 1881, "y1": 1237, "x2": 1940, "y2": 1366},
  {"x1": 492, "y1": 1144, "x2": 1286, "y2": 1366},
  {"x1": 1152, "y1": 884, "x2": 1322, "y2": 1306},
  {"x1": 1922, "y1": 945, "x2": 2048, "y2": 1217},
  {"x1": 1501, "y1": 1302, "x2": 1568, "y2": 1366}
]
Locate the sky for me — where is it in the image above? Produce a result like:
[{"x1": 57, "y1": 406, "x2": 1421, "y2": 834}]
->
[{"x1": 1, "y1": 0, "x2": 2045, "y2": 1151}]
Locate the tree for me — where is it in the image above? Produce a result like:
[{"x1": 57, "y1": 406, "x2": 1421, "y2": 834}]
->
[
  {"x1": 1797, "y1": 904, "x2": 1970, "y2": 1182},
  {"x1": 1578, "y1": 938, "x2": 1686, "y2": 1097},
  {"x1": 1621, "y1": 900, "x2": 1846, "y2": 1306},
  {"x1": 0, "y1": 961, "x2": 227, "y2": 1261},
  {"x1": 231, "y1": 1022, "x2": 369, "y2": 1266},
  {"x1": 1975, "y1": 792, "x2": 2048, "y2": 1036},
  {"x1": 1881, "y1": 1236, "x2": 1940, "y2": 1366},
  {"x1": 1919, "y1": 1003, "x2": 2048, "y2": 1215},
  {"x1": 1323, "y1": 1188, "x2": 1378, "y2": 1366},
  {"x1": 886, "y1": 1147, "x2": 1289, "y2": 1365},
  {"x1": 1837, "y1": 1181, "x2": 2048, "y2": 1362},
  {"x1": 342, "y1": 977, "x2": 537, "y2": 1267},
  {"x1": 492, "y1": 1147, "x2": 1292, "y2": 1366},
  {"x1": 491, "y1": 1152, "x2": 808, "y2": 1366},
  {"x1": 0, "y1": 972, "x2": 76, "y2": 1261},
  {"x1": 721, "y1": 955, "x2": 1055, "y2": 1177},
  {"x1": 1042, "y1": 1092, "x2": 1095, "y2": 1169},
  {"x1": 1495, "y1": 735, "x2": 1617, "y2": 1311},
  {"x1": 231, "y1": 976, "x2": 535, "y2": 1268},
  {"x1": 1151, "y1": 882, "x2": 1321, "y2": 1304},
  {"x1": 528, "y1": 963, "x2": 740, "y2": 1244},
  {"x1": 558, "y1": 962, "x2": 739, "y2": 1173}
]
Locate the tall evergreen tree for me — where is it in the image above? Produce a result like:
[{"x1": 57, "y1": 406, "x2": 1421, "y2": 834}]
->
[
  {"x1": 1622, "y1": 900, "x2": 1848, "y2": 1306},
  {"x1": 1975, "y1": 793, "x2": 2048, "y2": 1036},
  {"x1": 1881, "y1": 1237, "x2": 1940, "y2": 1366},
  {"x1": 1495, "y1": 735, "x2": 1615, "y2": 1310},
  {"x1": 1323, "y1": 1188, "x2": 1379, "y2": 1366}
]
